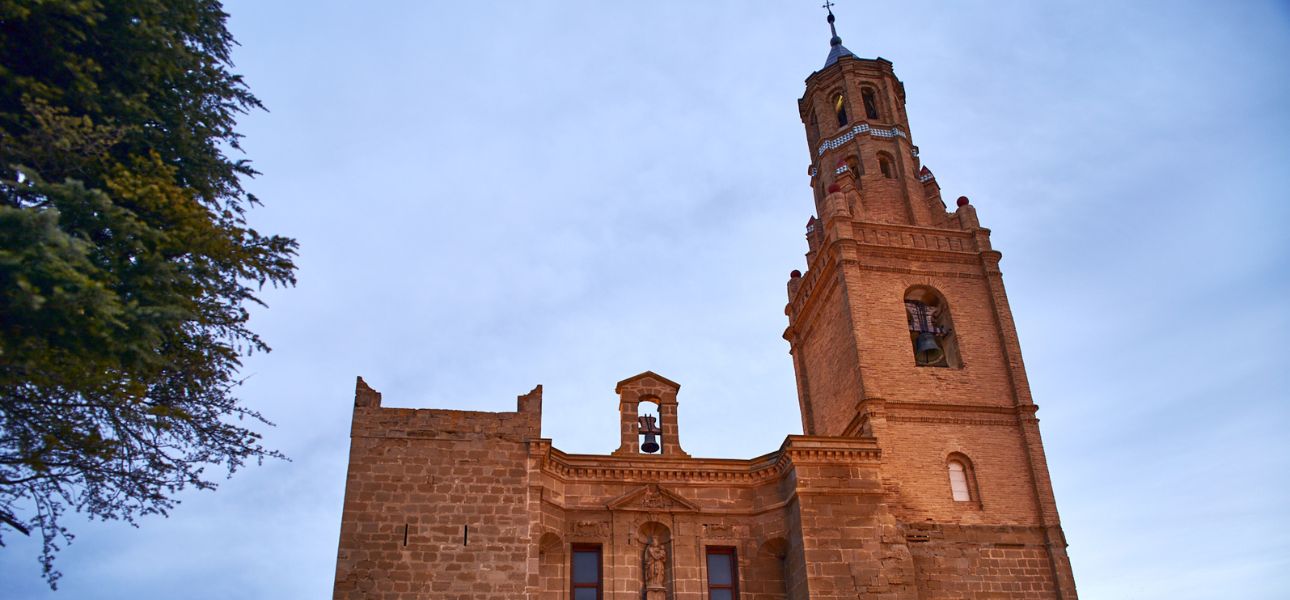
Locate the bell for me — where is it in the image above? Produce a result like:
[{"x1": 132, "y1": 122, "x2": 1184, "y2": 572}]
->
[
  {"x1": 915, "y1": 332, "x2": 944, "y2": 365},
  {"x1": 637, "y1": 414, "x2": 662, "y2": 454}
]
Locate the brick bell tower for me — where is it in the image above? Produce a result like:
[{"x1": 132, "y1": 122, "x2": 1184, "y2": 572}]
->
[{"x1": 782, "y1": 5, "x2": 1079, "y2": 597}]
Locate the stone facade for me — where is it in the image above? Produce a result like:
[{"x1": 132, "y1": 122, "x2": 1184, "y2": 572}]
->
[{"x1": 333, "y1": 23, "x2": 1077, "y2": 600}]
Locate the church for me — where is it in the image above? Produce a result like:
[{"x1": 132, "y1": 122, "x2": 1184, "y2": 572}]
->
[{"x1": 332, "y1": 8, "x2": 1078, "y2": 599}]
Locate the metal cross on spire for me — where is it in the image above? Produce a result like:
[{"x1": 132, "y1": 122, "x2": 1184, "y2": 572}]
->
[
  {"x1": 822, "y1": 1, "x2": 842, "y2": 46},
  {"x1": 819, "y1": 0, "x2": 855, "y2": 68}
]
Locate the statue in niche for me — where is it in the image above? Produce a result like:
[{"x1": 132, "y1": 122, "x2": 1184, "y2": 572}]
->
[{"x1": 644, "y1": 537, "x2": 668, "y2": 594}]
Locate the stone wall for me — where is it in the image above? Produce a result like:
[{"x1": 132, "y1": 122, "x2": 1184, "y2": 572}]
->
[
  {"x1": 333, "y1": 381, "x2": 541, "y2": 599},
  {"x1": 907, "y1": 525, "x2": 1062, "y2": 599}
]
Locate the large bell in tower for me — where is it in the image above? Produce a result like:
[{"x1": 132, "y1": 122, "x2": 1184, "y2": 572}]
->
[{"x1": 915, "y1": 331, "x2": 944, "y2": 365}]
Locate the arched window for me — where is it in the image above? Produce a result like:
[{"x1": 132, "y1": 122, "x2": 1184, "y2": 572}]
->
[
  {"x1": 861, "y1": 87, "x2": 880, "y2": 120},
  {"x1": 832, "y1": 92, "x2": 848, "y2": 127},
  {"x1": 948, "y1": 461, "x2": 971, "y2": 501},
  {"x1": 878, "y1": 152, "x2": 895, "y2": 178},
  {"x1": 904, "y1": 286, "x2": 960, "y2": 367},
  {"x1": 947, "y1": 453, "x2": 979, "y2": 503}
]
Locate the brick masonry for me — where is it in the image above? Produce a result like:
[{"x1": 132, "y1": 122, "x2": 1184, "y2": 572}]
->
[{"x1": 333, "y1": 52, "x2": 1077, "y2": 600}]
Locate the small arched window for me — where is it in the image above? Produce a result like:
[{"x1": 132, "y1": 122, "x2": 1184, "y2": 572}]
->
[
  {"x1": 878, "y1": 152, "x2": 895, "y2": 178},
  {"x1": 947, "y1": 454, "x2": 978, "y2": 503},
  {"x1": 948, "y1": 460, "x2": 971, "y2": 500},
  {"x1": 862, "y1": 87, "x2": 880, "y2": 120},
  {"x1": 904, "y1": 286, "x2": 960, "y2": 367},
  {"x1": 832, "y1": 92, "x2": 849, "y2": 127}
]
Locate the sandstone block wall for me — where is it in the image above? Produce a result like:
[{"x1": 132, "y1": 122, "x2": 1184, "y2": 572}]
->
[{"x1": 333, "y1": 383, "x2": 541, "y2": 599}]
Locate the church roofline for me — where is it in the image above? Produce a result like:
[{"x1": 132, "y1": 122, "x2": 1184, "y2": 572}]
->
[{"x1": 540, "y1": 435, "x2": 882, "y2": 485}]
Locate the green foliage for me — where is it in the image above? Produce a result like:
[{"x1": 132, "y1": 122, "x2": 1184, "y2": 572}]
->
[{"x1": 0, "y1": 0, "x2": 297, "y2": 586}]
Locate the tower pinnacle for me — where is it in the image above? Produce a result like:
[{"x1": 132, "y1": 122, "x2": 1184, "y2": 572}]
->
[
  {"x1": 821, "y1": 1, "x2": 855, "y2": 68},
  {"x1": 824, "y1": 2, "x2": 841, "y2": 46}
]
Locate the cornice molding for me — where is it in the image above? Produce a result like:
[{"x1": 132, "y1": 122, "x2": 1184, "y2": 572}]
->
[{"x1": 538, "y1": 436, "x2": 881, "y2": 484}]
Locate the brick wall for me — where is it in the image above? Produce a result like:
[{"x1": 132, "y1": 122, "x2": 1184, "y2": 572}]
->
[{"x1": 792, "y1": 277, "x2": 863, "y2": 436}]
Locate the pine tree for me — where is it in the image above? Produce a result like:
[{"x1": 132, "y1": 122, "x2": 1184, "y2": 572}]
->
[{"x1": 0, "y1": 0, "x2": 297, "y2": 586}]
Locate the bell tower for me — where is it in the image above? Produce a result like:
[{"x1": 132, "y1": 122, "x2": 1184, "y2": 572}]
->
[{"x1": 784, "y1": 5, "x2": 1079, "y2": 597}]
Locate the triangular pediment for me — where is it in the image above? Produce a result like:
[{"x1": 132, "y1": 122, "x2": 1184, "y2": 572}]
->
[
  {"x1": 606, "y1": 484, "x2": 699, "y2": 513},
  {"x1": 614, "y1": 371, "x2": 681, "y2": 394}
]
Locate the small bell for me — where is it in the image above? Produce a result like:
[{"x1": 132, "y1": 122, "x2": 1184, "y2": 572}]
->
[
  {"x1": 638, "y1": 415, "x2": 662, "y2": 454},
  {"x1": 915, "y1": 331, "x2": 944, "y2": 365}
]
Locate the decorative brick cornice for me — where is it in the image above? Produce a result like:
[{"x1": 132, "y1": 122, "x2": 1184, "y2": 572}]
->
[
  {"x1": 788, "y1": 220, "x2": 990, "y2": 321},
  {"x1": 847, "y1": 223, "x2": 979, "y2": 255},
  {"x1": 539, "y1": 436, "x2": 880, "y2": 484},
  {"x1": 886, "y1": 401, "x2": 1017, "y2": 414},
  {"x1": 778, "y1": 436, "x2": 882, "y2": 464},
  {"x1": 839, "y1": 240, "x2": 983, "y2": 267},
  {"x1": 849, "y1": 264, "x2": 986, "y2": 280},
  {"x1": 887, "y1": 415, "x2": 1016, "y2": 427}
]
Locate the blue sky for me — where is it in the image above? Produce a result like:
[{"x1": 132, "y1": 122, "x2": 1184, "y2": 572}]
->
[{"x1": 3, "y1": 1, "x2": 1289, "y2": 598}]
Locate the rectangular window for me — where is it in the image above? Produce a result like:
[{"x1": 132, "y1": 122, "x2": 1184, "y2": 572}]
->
[
  {"x1": 706, "y1": 546, "x2": 739, "y2": 600},
  {"x1": 571, "y1": 544, "x2": 602, "y2": 600}
]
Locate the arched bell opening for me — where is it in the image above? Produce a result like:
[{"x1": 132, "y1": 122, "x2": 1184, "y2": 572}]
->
[
  {"x1": 831, "y1": 90, "x2": 849, "y2": 128},
  {"x1": 636, "y1": 396, "x2": 662, "y2": 454},
  {"x1": 903, "y1": 286, "x2": 961, "y2": 368},
  {"x1": 861, "y1": 86, "x2": 881, "y2": 120},
  {"x1": 613, "y1": 372, "x2": 688, "y2": 458}
]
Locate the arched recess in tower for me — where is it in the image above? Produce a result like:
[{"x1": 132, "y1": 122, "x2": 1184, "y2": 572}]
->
[
  {"x1": 636, "y1": 396, "x2": 662, "y2": 454},
  {"x1": 904, "y1": 285, "x2": 961, "y2": 368}
]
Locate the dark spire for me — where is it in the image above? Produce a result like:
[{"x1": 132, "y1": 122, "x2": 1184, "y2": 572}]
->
[{"x1": 821, "y1": 1, "x2": 855, "y2": 68}]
